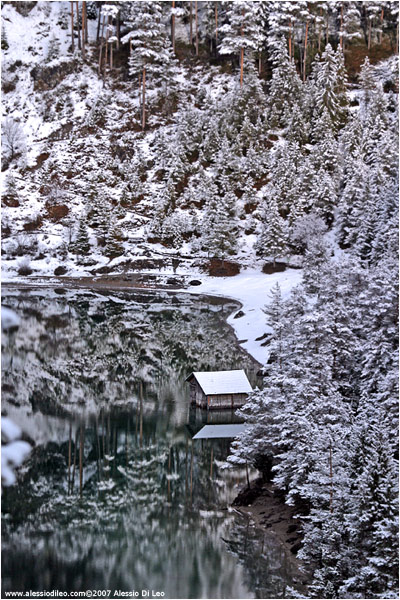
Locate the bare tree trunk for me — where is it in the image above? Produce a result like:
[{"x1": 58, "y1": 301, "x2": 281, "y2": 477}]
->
[
  {"x1": 79, "y1": 425, "x2": 84, "y2": 497},
  {"x1": 110, "y1": 41, "x2": 113, "y2": 69},
  {"x1": 105, "y1": 15, "x2": 110, "y2": 70},
  {"x1": 288, "y1": 19, "x2": 292, "y2": 58},
  {"x1": 139, "y1": 380, "x2": 144, "y2": 443},
  {"x1": 215, "y1": 2, "x2": 218, "y2": 45},
  {"x1": 340, "y1": 2, "x2": 344, "y2": 50},
  {"x1": 190, "y1": 441, "x2": 194, "y2": 504},
  {"x1": 210, "y1": 445, "x2": 213, "y2": 478},
  {"x1": 67, "y1": 422, "x2": 72, "y2": 492},
  {"x1": 318, "y1": 7, "x2": 322, "y2": 52},
  {"x1": 379, "y1": 7, "x2": 383, "y2": 44},
  {"x1": 240, "y1": 47, "x2": 244, "y2": 86},
  {"x1": 329, "y1": 442, "x2": 333, "y2": 513},
  {"x1": 70, "y1": 2, "x2": 75, "y2": 51},
  {"x1": 71, "y1": 429, "x2": 78, "y2": 493},
  {"x1": 303, "y1": 20, "x2": 309, "y2": 81},
  {"x1": 81, "y1": 1, "x2": 86, "y2": 58},
  {"x1": 246, "y1": 461, "x2": 250, "y2": 489},
  {"x1": 76, "y1": 2, "x2": 81, "y2": 50},
  {"x1": 116, "y1": 11, "x2": 120, "y2": 49},
  {"x1": 98, "y1": 15, "x2": 105, "y2": 74},
  {"x1": 96, "y1": 3, "x2": 101, "y2": 43},
  {"x1": 326, "y1": 10, "x2": 329, "y2": 44},
  {"x1": 258, "y1": 52, "x2": 262, "y2": 75},
  {"x1": 167, "y1": 447, "x2": 171, "y2": 501},
  {"x1": 195, "y1": 0, "x2": 199, "y2": 56},
  {"x1": 368, "y1": 18, "x2": 372, "y2": 50},
  {"x1": 189, "y1": 1, "x2": 193, "y2": 48},
  {"x1": 240, "y1": 9, "x2": 244, "y2": 87},
  {"x1": 172, "y1": 0, "x2": 175, "y2": 53}
]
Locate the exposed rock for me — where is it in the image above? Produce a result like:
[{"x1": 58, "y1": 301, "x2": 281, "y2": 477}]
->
[
  {"x1": 234, "y1": 310, "x2": 245, "y2": 319},
  {"x1": 31, "y1": 59, "x2": 77, "y2": 91},
  {"x1": 262, "y1": 262, "x2": 287, "y2": 274},
  {"x1": 207, "y1": 259, "x2": 240, "y2": 277},
  {"x1": 46, "y1": 204, "x2": 69, "y2": 221}
]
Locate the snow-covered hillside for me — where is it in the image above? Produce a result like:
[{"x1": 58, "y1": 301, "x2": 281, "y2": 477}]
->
[{"x1": 2, "y1": 1, "x2": 398, "y2": 283}]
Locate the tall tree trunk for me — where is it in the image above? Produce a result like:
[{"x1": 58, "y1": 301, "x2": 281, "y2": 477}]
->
[
  {"x1": 105, "y1": 15, "x2": 110, "y2": 69},
  {"x1": 110, "y1": 40, "x2": 113, "y2": 69},
  {"x1": 326, "y1": 10, "x2": 329, "y2": 44},
  {"x1": 239, "y1": 10, "x2": 244, "y2": 87},
  {"x1": 71, "y1": 429, "x2": 78, "y2": 493},
  {"x1": 167, "y1": 447, "x2": 171, "y2": 501},
  {"x1": 368, "y1": 18, "x2": 372, "y2": 50},
  {"x1": 98, "y1": 15, "x2": 105, "y2": 74},
  {"x1": 189, "y1": 1, "x2": 193, "y2": 48},
  {"x1": 79, "y1": 425, "x2": 84, "y2": 497},
  {"x1": 318, "y1": 7, "x2": 322, "y2": 52},
  {"x1": 190, "y1": 441, "x2": 194, "y2": 504},
  {"x1": 171, "y1": 0, "x2": 175, "y2": 53},
  {"x1": 67, "y1": 422, "x2": 72, "y2": 493},
  {"x1": 96, "y1": 3, "x2": 101, "y2": 43},
  {"x1": 76, "y1": 1, "x2": 81, "y2": 50},
  {"x1": 215, "y1": 2, "x2": 218, "y2": 45},
  {"x1": 288, "y1": 19, "x2": 292, "y2": 58},
  {"x1": 303, "y1": 20, "x2": 309, "y2": 81},
  {"x1": 81, "y1": 1, "x2": 86, "y2": 58},
  {"x1": 329, "y1": 441, "x2": 333, "y2": 513},
  {"x1": 195, "y1": 0, "x2": 199, "y2": 56},
  {"x1": 70, "y1": 2, "x2": 75, "y2": 52},
  {"x1": 83, "y1": 1, "x2": 88, "y2": 44},
  {"x1": 116, "y1": 11, "x2": 120, "y2": 49},
  {"x1": 139, "y1": 380, "x2": 144, "y2": 443},
  {"x1": 379, "y1": 7, "x2": 383, "y2": 44},
  {"x1": 340, "y1": 2, "x2": 344, "y2": 51},
  {"x1": 258, "y1": 52, "x2": 262, "y2": 75}
]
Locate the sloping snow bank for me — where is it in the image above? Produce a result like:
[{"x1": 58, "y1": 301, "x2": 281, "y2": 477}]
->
[{"x1": 185, "y1": 268, "x2": 303, "y2": 365}]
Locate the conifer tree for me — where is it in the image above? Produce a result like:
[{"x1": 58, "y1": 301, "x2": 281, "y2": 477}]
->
[
  {"x1": 74, "y1": 216, "x2": 91, "y2": 256},
  {"x1": 311, "y1": 43, "x2": 349, "y2": 131},
  {"x1": 122, "y1": 1, "x2": 177, "y2": 130},
  {"x1": 218, "y1": 1, "x2": 261, "y2": 87},
  {"x1": 255, "y1": 196, "x2": 288, "y2": 265}
]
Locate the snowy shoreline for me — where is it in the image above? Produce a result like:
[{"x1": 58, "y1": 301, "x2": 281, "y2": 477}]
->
[{"x1": 2, "y1": 268, "x2": 303, "y2": 365}]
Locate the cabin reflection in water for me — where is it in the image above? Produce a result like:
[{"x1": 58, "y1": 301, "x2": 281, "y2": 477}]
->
[{"x1": 186, "y1": 369, "x2": 253, "y2": 409}]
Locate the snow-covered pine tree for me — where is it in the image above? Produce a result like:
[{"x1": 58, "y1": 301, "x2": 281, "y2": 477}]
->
[
  {"x1": 201, "y1": 182, "x2": 238, "y2": 258},
  {"x1": 74, "y1": 215, "x2": 91, "y2": 256},
  {"x1": 255, "y1": 195, "x2": 288, "y2": 265},
  {"x1": 338, "y1": 0, "x2": 362, "y2": 51},
  {"x1": 266, "y1": 37, "x2": 304, "y2": 129},
  {"x1": 122, "y1": 1, "x2": 178, "y2": 129},
  {"x1": 104, "y1": 217, "x2": 124, "y2": 258},
  {"x1": 311, "y1": 43, "x2": 349, "y2": 132},
  {"x1": 218, "y1": 1, "x2": 261, "y2": 87}
]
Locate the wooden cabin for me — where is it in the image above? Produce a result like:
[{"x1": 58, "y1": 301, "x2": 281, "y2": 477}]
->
[{"x1": 186, "y1": 370, "x2": 252, "y2": 410}]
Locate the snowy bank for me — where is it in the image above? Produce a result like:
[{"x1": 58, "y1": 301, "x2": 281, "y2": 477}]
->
[{"x1": 185, "y1": 268, "x2": 304, "y2": 365}]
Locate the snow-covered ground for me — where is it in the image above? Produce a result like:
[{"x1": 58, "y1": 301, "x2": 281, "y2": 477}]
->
[{"x1": 185, "y1": 268, "x2": 303, "y2": 364}]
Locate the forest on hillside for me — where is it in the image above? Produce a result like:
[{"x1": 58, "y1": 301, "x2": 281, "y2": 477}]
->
[{"x1": 1, "y1": 1, "x2": 399, "y2": 599}]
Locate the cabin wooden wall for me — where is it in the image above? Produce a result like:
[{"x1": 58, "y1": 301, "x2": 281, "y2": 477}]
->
[{"x1": 189, "y1": 380, "x2": 248, "y2": 410}]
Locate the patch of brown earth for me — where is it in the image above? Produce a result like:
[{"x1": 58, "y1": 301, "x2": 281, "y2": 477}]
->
[{"x1": 233, "y1": 479, "x2": 311, "y2": 591}]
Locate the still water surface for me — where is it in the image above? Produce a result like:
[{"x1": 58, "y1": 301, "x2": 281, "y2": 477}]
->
[{"x1": 2, "y1": 287, "x2": 298, "y2": 599}]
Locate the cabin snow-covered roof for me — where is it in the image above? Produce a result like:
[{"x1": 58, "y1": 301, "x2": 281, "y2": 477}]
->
[{"x1": 186, "y1": 370, "x2": 252, "y2": 396}]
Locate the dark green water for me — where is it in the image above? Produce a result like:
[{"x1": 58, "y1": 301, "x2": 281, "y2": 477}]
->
[{"x1": 1, "y1": 287, "x2": 300, "y2": 599}]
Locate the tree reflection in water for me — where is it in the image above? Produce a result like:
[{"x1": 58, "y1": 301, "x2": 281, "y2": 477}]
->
[{"x1": 2, "y1": 289, "x2": 300, "y2": 598}]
